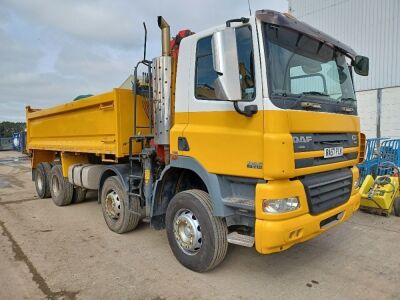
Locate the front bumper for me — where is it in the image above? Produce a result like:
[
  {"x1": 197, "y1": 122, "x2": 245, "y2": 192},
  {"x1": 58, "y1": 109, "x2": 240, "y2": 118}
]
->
[{"x1": 254, "y1": 167, "x2": 360, "y2": 254}]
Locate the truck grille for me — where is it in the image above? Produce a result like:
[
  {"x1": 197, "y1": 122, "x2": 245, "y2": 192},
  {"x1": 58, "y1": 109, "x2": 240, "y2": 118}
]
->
[
  {"x1": 295, "y1": 152, "x2": 358, "y2": 168},
  {"x1": 292, "y1": 133, "x2": 358, "y2": 152},
  {"x1": 300, "y1": 168, "x2": 353, "y2": 215},
  {"x1": 292, "y1": 133, "x2": 359, "y2": 169}
]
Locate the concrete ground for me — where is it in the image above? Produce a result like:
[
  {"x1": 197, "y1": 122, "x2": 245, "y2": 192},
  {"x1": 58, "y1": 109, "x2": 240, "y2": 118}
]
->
[{"x1": 0, "y1": 150, "x2": 399, "y2": 300}]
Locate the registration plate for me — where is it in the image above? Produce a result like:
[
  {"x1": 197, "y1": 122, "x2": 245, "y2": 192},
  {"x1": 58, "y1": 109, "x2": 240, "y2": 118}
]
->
[{"x1": 324, "y1": 146, "x2": 343, "y2": 158}]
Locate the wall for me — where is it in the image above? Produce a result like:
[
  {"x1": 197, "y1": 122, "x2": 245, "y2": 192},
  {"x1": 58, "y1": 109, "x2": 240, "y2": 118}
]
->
[
  {"x1": 356, "y1": 89, "x2": 377, "y2": 138},
  {"x1": 381, "y1": 87, "x2": 400, "y2": 138},
  {"x1": 288, "y1": 0, "x2": 400, "y2": 92},
  {"x1": 357, "y1": 86, "x2": 400, "y2": 138},
  {"x1": 288, "y1": 0, "x2": 400, "y2": 138}
]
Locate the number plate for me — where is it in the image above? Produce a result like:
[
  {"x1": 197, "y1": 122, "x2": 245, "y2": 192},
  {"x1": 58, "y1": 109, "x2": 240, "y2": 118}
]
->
[{"x1": 324, "y1": 147, "x2": 343, "y2": 158}]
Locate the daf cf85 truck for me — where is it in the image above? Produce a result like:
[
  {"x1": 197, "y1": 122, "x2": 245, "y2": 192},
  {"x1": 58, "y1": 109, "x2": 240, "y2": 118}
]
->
[{"x1": 26, "y1": 10, "x2": 369, "y2": 272}]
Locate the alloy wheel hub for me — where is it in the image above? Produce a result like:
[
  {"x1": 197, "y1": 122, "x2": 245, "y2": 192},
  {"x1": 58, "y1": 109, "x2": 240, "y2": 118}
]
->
[
  {"x1": 173, "y1": 209, "x2": 202, "y2": 255},
  {"x1": 105, "y1": 191, "x2": 121, "y2": 220}
]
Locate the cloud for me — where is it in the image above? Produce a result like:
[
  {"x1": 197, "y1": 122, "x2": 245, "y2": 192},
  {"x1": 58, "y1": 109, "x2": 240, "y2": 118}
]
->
[
  {"x1": 0, "y1": 0, "x2": 287, "y2": 122},
  {"x1": 0, "y1": 28, "x2": 42, "y2": 73},
  {"x1": 2, "y1": 0, "x2": 144, "y2": 48},
  {"x1": 3, "y1": 0, "x2": 287, "y2": 48}
]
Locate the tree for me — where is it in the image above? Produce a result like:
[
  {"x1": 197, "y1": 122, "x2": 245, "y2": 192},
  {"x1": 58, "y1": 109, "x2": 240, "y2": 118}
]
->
[{"x1": 0, "y1": 122, "x2": 26, "y2": 138}]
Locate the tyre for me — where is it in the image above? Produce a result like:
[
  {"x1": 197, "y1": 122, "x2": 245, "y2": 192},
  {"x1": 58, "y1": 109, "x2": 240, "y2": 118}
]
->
[
  {"x1": 101, "y1": 176, "x2": 140, "y2": 234},
  {"x1": 34, "y1": 162, "x2": 52, "y2": 199},
  {"x1": 165, "y1": 189, "x2": 228, "y2": 272},
  {"x1": 394, "y1": 197, "x2": 400, "y2": 217},
  {"x1": 72, "y1": 186, "x2": 87, "y2": 203},
  {"x1": 49, "y1": 164, "x2": 73, "y2": 206}
]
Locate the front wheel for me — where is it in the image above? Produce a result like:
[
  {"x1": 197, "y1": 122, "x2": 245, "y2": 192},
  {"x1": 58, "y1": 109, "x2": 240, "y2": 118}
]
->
[
  {"x1": 101, "y1": 176, "x2": 141, "y2": 234},
  {"x1": 165, "y1": 189, "x2": 228, "y2": 272}
]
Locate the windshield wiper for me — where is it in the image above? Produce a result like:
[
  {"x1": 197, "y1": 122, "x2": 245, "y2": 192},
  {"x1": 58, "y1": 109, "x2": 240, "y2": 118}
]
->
[
  {"x1": 272, "y1": 92, "x2": 322, "y2": 110},
  {"x1": 340, "y1": 106, "x2": 354, "y2": 113},
  {"x1": 302, "y1": 91, "x2": 329, "y2": 97},
  {"x1": 338, "y1": 97, "x2": 356, "y2": 113},
  {"x1": 272, "y1": 92, "x2": 302, "y2": 98},
  {"x1": 300, "y1": 101, "x2": 322, "y2": 109},
  {"x1": 339, "y1": 97, "x2": 356, "y2": 102}
]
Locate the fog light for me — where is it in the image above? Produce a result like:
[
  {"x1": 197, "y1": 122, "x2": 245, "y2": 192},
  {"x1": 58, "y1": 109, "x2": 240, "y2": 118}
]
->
[{"x1": 262, "y1": 197, "x2": 300, "y2": 213}]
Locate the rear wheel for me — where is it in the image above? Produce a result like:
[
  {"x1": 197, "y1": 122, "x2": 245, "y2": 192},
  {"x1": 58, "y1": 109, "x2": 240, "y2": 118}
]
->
[
  {"x1": 72, "y1": 186, "x2": 87, "y2": 203},
  {"x1": 165, "y1": 189, "x2": 228, "y2": 272},
  {"x1": 50, "y1": 164, "x2": 73, "y2": 206},
  {"x1": 34, "y1": 162, "x2": 52, "y2": 199},
  {"x1": 394, "y1": 197, "x2": 400, "y2": 217},
  {"x1": 101, "y1": 176, "x2": 141, "y2": 234}
]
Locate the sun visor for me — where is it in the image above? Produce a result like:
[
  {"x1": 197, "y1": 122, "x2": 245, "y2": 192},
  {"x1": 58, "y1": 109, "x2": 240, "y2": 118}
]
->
[{"x1": 256, "y1": 10, "x2": 357, "y2": 59}]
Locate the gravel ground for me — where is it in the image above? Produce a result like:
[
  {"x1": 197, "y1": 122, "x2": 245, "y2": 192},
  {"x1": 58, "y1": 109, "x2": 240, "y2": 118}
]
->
[{"x1": 0, "y1": 150, "x2": 399, "y2": 300}]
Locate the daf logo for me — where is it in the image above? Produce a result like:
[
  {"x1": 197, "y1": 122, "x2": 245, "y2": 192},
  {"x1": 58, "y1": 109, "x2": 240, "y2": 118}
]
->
[
  {"x1": 247, "y1": 161, "x2": 263, "y2": 169},
  {"x1": 293, "y1": 136, "x2": 313, "y2": 143}
]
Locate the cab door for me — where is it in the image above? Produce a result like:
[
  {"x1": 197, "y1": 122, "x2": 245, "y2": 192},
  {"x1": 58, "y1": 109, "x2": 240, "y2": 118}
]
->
[{"x1": 182, "y1": 24, "x2": 264, "y2": 178}]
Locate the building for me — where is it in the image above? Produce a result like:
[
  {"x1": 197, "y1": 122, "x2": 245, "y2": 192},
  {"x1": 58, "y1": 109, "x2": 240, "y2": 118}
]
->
[{"x1": 288, "y1": 0, "x2": 400, "y2": 138}]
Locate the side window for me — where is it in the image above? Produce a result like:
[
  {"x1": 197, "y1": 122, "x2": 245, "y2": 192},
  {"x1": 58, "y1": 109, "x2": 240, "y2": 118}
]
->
[
  {"x1": 195, "y1": 26, "x2": 255, "y2": 100},
  {"x1": 236, "y1": 26, "x2": 255, "y2": 100},
  {"x1": 195, "y1": 36, "x2": 217, "y2": 99}
]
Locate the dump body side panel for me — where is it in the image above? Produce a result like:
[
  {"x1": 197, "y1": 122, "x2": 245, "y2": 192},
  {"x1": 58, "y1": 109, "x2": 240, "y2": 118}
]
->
[{"x1": 26, "y1": 88, "x2": 149, "y2": 157}]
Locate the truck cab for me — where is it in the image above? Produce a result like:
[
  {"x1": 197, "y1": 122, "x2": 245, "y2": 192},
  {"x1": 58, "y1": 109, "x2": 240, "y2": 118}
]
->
[{"x1": 164, "y1": 10, "x2": 366, "y2": 254}]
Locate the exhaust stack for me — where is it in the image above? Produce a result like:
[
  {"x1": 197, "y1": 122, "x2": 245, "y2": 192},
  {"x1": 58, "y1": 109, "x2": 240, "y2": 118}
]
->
[
  {"x1": 153, "y1": 16, "x2": 172, "y2": 147},
  {"x1": 158, "y1": 16, "x2": 170, "y2": 56}
]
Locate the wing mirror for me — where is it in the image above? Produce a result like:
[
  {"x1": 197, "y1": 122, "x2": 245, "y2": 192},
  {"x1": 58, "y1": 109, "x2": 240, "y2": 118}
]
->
[
  {"x1": 211, "y1": 28, "x2": 241, "y2": 101},
  {"x1": 352, "y1": 55, "x2": 369, "y2": 76}
]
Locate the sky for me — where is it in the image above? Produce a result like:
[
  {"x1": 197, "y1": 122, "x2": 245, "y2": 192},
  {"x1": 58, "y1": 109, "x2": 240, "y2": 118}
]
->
[{"x1": 0, "y1": 0, "x2": 287, "y2": 122}]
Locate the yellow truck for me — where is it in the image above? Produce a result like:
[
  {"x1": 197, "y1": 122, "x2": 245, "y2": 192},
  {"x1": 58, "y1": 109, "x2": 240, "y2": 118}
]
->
[{"x1": 26, "y1": 10, "x2": 369, "y2": 272}]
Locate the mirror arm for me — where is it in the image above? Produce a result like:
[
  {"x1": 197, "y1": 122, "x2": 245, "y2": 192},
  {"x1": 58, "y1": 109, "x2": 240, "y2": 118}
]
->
[{"x1": 233, "y1": 101, "x2": 258, "y2": 117}]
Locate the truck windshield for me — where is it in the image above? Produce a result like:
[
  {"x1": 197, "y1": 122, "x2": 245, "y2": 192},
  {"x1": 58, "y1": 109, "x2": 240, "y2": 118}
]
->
[{"x1": 263, "y1": 23, "x2": 357, "y2": 114}]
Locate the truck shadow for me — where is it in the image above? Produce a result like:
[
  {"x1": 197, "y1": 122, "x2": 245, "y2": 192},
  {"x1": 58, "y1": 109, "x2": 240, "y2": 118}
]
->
[
  {"x1": 76, "y1": 190, "x2": 335, "y2": 277},
  {"x1": 220, "y1": 238, "x2": 332, "y2": 277}
]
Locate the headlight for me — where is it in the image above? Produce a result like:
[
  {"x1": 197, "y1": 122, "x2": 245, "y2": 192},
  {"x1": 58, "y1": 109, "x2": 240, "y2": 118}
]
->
[{"x1": 262, "y1": 197, "x2": 300, "y2": 213}]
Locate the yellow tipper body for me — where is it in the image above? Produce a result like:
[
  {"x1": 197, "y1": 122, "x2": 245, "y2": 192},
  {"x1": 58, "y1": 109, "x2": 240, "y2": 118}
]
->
[{"x1": 26, "y1": 89, "x2": 149, "y2": 157}]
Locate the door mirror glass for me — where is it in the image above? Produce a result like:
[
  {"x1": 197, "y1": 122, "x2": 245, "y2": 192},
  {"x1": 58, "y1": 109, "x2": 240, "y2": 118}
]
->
[
  {"x1": 211, "y1": 28, "x2": 241, "y2": 101},
  {"x1": 352, "y1": 55, "x2": 369, "y2": 76}
]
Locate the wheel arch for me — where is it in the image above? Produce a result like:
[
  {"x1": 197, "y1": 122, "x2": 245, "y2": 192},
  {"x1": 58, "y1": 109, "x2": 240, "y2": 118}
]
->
[
  {"x1": 151, "y1": 157, "x2": 233, "y2": 229},
  {"x1": 31, "y1": 150, "x2": 56, "y2": 181},
  {"x1": 31, "y1": 150, "x2": 56, "y2": 169},
  {"x1": 97, "y1": 164, "x2": 130, "y2": 203}
]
